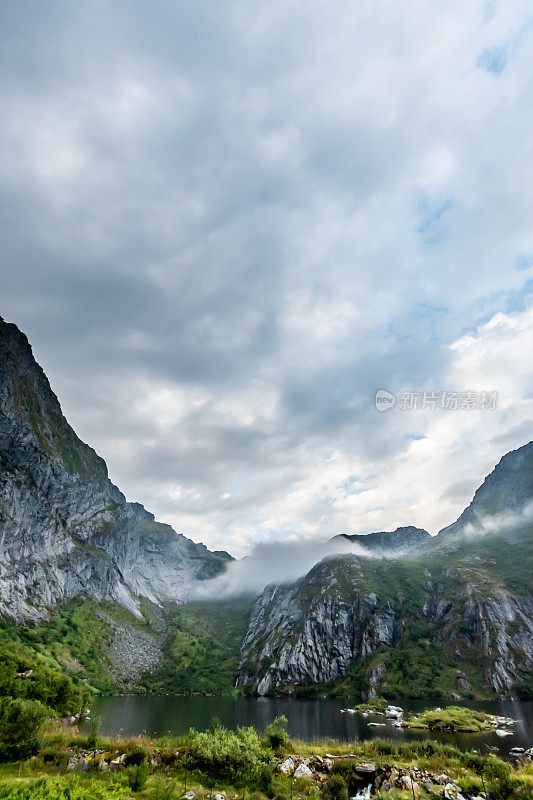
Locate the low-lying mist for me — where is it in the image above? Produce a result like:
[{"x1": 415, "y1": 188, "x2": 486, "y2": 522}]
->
[
  {"x1": 191, "y1": 502, "x2": 533, "y2": 602},
  {"x1": 191, "y1": 535, "x2": 371, "y2": 600}
]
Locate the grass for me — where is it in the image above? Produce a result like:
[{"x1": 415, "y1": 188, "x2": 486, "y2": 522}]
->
[
  {"x1": 139, "y1": 597, "x2": 255, "y2": 695},
  {"x1": 354, "y1": 697, "x2": 388, "y2": 712},
  {"x1": 0, "y1": 725, "x2": 531, "y2": 800},
  {"x1": 402, "y1": 706, "x2": 493, "y2": 732}
]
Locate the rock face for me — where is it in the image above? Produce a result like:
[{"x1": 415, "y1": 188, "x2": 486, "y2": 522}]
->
[
  {"x1": 237, "y1": 444, "x2": 533, "y2": 697},
  {"x1": 331, "y1": 526, "x2": 431, "y2": 555},
  {"x1": 438, "y1": 441, "x2": 533, "y2": 538},
  {"x1": 0, "y1": 317, "x2": 228, "y2": 622},
  {"x1": 237, "y1": 558, "x2": 403, "y2": 695}
]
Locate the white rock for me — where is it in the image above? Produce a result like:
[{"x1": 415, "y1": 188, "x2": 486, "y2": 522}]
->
[
  {"x1": 280, "y1": 758, "x2": 295, "y2": 774},
  {"x1": 294, "y1": 764, "x2": 314, "y2": 779},
  {"x1": 444, "y1": 783, "x2": 465, "y2": 800},
  {"x1": 67, "y1": 755, "x2": 90, "y2": 771},
  {"x1": 495, "y1": 729, "x2": 513, "y2": 737}
]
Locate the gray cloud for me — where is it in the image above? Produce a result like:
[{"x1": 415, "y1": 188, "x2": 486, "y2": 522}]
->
[{"x1": 1, "y1": 1, "x2": 532, "y2": 554}]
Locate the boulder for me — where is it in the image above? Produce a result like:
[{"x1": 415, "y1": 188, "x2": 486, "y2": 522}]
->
[
  {"x1": 294, "y1": 764, "x2": 314, "y2": 779},
  {"x1": 355, "y1": 763, "x2": 376, "y2": 775},
  {"x1": 66, "y1": 755, "x2": 90, "y2": 771},
  {"x1": 401, "y1": 776, "x2": 420, "y2": 794},
  {"x1": 280, "y1": 758, "x2": 295, "y2": 774},
  {"x1": 444, "y1": 783, "x2": 465, "y2": 800},
  {"x1": 109, "y1": 755, "x2": 126, "y2": 772}
]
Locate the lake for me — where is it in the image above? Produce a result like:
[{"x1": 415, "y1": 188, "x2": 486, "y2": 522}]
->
[{"x1": 86, "y1": 695, "x2": 533, "y2": 756}]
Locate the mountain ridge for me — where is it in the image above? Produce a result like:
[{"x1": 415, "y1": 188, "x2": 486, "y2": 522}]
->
[
  {"x1": 236, "y1": 442, "x2": 533, "y2": 698},
  {"x1": 332, "y1": 525, "x2": 431, "y2": 554},
  {"x1": 1, "y1": 315, "x2": 532, "y2": 700},
  {"x1": 0, "y1": 316, "x2": 228, "y2": 622}
]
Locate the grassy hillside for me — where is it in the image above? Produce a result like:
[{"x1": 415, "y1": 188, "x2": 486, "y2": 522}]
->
[
  {"x1": 0, "y1": 595, "x2": 255, "y2": 707},
  {"x1": 0, "y1": 620, "x2": 90, "y2": 716},
  {"x1": 140, "y1": 597, "x2": 255, "y2": 695}
]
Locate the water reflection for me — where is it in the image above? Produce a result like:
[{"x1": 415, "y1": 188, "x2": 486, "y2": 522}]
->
[{"x1": 87, "y1": 695, "x2": 533, "y2": 757}]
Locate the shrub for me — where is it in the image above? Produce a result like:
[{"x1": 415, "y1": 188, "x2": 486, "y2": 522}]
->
[
  {"x1": 322, "y1": 774, "x2": 349, "y2": 800},
  {"x1": 123, "y1": 746, "x2": 147, "y2": 767},
  {"x1": 188, "y1": 724, "x2": 274, "y2": 788},
  {"x1": 265, "y1": 716, "x2": 288, "y2": 751},
  {"x1": 86, "y1": 714, "x2": 101, "y2": 749},
  {"x1": 0, "y1": 697, "x2": 48, "y2": 761},
  {"x1": 484, "y1": 756, "x2": 514, "y2": 800},
  {"x1": 126, "y1": 762, "x2": 149, "y2": 792}
]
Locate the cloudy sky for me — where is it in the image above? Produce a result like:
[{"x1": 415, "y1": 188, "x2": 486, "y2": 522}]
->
[{"x1": 1, "y1": 0, "x2": 532, "y2": 556}]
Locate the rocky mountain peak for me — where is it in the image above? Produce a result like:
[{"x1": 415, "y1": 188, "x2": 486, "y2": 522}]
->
[
  {"x1": 438, "y1": 440, "x2": 533, "y2": 537},
  {"x1": 0, "y1": 317, "x2": 228, "y2": 622},
  {"x1": 332, "y1": 525, "x2": 431, "y2": 554}
]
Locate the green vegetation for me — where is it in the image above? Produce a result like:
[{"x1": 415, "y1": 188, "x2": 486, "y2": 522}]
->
[
  {"x1": 322, "y1": 773, "x2": 349, "y2": 800},
  {"x1": 0, "y1": 596, "x2": 255, "y2": 710},
  {"x1": 140, "y1": 598, "x2": 254, "y2": 695},
  {"x1": 0, "y1": 622, "x2": 90, "y2": 716},
  {"x1": 0, "y1": 698, "x2": 48, "y2": 761},
  {"x1": 354, "y1": 696, "x2": 388, "y2": 712},
  {"x1": 0, "y1": 724, "x2": 530, "y2": 800},
  {"x1": 0, "y1": 776, "x2": 130, "y2": 799},
  {"x1": 402, "y1": 706, "x2": 492, "y2": 732},
  {"x1": 188, "y1": 723, "x2": 273, "y2": 787},
  {"x1": 516, "y1": 670, "x2": 533, "y2": 699},
  {"x1": 265, "y1": 716, "x2": 289, "y2": 751}
]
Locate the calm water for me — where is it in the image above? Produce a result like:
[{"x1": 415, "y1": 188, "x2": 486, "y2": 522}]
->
[{"x1": 86, "y1": 695, "x2": 533, "y2": 756}]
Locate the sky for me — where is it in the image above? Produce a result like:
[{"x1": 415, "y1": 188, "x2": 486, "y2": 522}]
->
[{"x1": 1, "y1": 0, "x2": 532, "y2": 557}]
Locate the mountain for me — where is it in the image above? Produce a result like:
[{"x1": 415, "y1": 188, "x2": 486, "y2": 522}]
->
[
  {"x1": 0, "y1": 316, "x2": 228, "y2": 622},
  {"x1": 236, "y1": 443, "x2": 533, "y2": 698},
  {"x1": 438, "y1": 442, "x2": 533, "y2": 538},
  {"x1": 1, "y1": 315, "x2": 532, "y2": 700},
  {"x1": 331, "y1": 526, "x2": 431, "y2": 555}
]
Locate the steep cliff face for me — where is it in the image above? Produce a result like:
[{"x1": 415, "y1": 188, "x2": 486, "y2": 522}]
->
[
  {"x1": 237, "y1": 445, "x2": 533, "y2": 697},
  {"x1": 0, "y1": 317, "x2": 227, "y2": 622},
  {"x1": 237, "y1": 551, "x2": 533, "y2": 697},
  {"x1": 237, "y1": 557, "x2": 404, "y2": 695},
  {"x1": 438, "y1": 441, "x2": 533, "y2": 538}
]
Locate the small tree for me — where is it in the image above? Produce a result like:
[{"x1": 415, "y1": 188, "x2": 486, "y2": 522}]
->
[
  {"x1": 0, "y1": 697, "x2": 48, "y2": 761},
  {"x1": 86, "y1": 713, "x2": 102, "y2": 748},
  {"x1": 322, "y1": 774, "x2": 349, "y2": 800},
  {"x1": 127, "y1": 762, "x2": 149, "y2": 792},
  {"x1": 265, "y1": 716, "x2": 288, "y2": 752}
]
